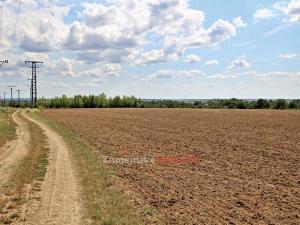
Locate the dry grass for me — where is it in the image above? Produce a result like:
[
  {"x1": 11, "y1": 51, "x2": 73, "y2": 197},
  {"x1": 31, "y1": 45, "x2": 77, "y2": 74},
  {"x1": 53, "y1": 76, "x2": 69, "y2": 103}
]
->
[
  {"x1": 0, "y1": 112, "x2": 49, "y2": 223},
  {"x1": 0, "y1": 108, "x2": 16, "y2": 147},
  {"x1": 30, "y1": 111, "x2": 143, "y2": 225}
]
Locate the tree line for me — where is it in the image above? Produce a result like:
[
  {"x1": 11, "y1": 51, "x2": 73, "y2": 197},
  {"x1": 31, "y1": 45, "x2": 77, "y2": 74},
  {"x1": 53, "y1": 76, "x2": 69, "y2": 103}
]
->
[{"x1": 0, "y1": 93, "x2": 299, "y2": 109}]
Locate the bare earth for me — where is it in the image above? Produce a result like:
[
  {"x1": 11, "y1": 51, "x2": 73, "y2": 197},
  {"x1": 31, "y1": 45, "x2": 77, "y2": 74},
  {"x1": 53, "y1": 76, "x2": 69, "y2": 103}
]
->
[
  {"x1": 0, "y1": 111, "x2": 30, "y2": 186},
  {"x1": 42, "y1": 108, "x2": 300, "y2": 225},
  {"x1": 0, "y1": 110, "x2": 81, "y2": 225},
  {"x1": 18, "y1": 113, "x2": 81, "y2": 225}
]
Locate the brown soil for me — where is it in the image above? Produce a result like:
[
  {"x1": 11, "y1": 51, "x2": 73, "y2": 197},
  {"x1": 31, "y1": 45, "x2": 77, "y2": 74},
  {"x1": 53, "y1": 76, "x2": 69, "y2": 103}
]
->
[{"x1": 42, "y1": 108, "x2": 300, "y2": 225}]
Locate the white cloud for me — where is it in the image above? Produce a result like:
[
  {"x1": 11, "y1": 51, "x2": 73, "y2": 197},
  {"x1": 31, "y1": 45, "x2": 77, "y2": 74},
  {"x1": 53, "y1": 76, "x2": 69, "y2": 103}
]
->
[
  {"x1": 228, "y1": 56, "x2": 251, "y2": 70},
  {"x1": 207, "y1": 74, "x2": 237, "y2": 80},
  {"x1": 208, "y1": 19, "x2": 237, "y2": 44},
  {"x1": 63, "y1": 0, "x2": 245, "y2": 64},
  {"x1": 205, "y1": 60, "x2": 219, "y2": 66},
  {"x1": 44, "y1": 57, "x2": 121, "y2": 79},
  {"x1": 183, "y1": 54, "x2": 201, "y2": 63},
  {"x1": 145, "y1": 70, "x2": 174, "y2": 81},
  {"x1": 1, "y1": 1, "x2": 70, "y2": 52},
  {"x1": 81, "y1": 64, "x2": 122, "y2": 78},
  {"x1": 145, "y1": 69, "x2": 204, "y2": 81},
  {"x1": 281, "y1": 0, "x2": 300, "y2": 23},
  {"x1": 178, "y1": 70, "x2": 205, "y2": 78},
  {"x1": 233, "y1": 16, "x2": 247, "y2": 28},
  {"x1": 278, "y1": 53, "x2": 297, "y2": 59},
  {"x1": 259, "y1": 0, "x2": 300, "y2": 23},
  {"x1": 206, "y1": 70, "x2": 300, "y2": 83},
  {"x1": 134, "y1": 49, "x2": 177, "y2": 66},
  {"x1": 254, "y1": 8, "x2": 277, "y2": 19},
  {"x1": 0, "y1": 0, "x2": 247, "y2": 88}
]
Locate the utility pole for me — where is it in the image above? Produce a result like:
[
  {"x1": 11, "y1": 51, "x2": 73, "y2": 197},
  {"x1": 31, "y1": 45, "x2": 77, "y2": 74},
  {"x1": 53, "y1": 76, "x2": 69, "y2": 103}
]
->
[
  {"x1": 8, "y1": 85, "x2": 16, "y2": 107},
  {"x1": 25, "y1": 61, "x2": 43, "y2": 107},
  {"x1": 16, "y1": 89, "x2": 22, "y2": 103},
  {"x1": 3, "y1": 92, "x2": 5, "y2": 104}
]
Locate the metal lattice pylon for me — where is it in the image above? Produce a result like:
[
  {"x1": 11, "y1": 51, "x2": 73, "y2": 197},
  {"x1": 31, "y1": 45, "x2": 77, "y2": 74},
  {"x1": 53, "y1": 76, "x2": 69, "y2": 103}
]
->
[{"x1": 25, "y1": 61, "x2": 43, "y2": 107}]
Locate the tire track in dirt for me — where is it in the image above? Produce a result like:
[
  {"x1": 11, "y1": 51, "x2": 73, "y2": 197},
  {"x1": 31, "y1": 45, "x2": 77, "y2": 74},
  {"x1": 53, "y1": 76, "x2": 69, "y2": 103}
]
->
[
  {"x1": 0, "y1": 111, "x2": 29, "y2": 186},
  {"x1": 20, "y1": 113, "x2": 81, "y2": 225}
]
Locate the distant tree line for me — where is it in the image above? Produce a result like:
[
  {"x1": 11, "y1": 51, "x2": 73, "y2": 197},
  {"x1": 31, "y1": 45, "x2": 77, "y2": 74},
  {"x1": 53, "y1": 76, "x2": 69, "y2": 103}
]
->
[
  {"x1": 1, "y1": 94, "x2": 299, "y2": 109},
  {"x1": 194, "y1": 98, "x2": 300, "y2": 109}
]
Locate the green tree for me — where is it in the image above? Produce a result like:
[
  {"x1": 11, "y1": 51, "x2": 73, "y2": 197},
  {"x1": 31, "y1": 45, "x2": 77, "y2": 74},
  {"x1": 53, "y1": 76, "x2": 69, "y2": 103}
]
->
[
  {"x1": 255, "y1": 99, "x2": 270, "y2": 109},
  {"x1": 273, "y1": 99, "x2": 288, "y2": 109}
]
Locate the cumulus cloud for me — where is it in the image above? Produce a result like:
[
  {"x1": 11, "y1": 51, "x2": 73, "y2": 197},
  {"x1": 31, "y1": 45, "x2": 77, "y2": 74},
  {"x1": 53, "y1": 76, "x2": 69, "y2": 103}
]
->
[
  {"x1": 145, "y1": 69, "x2": 204, "y2": 81},
  {"x1": 254, "y1": 9, "x2": 277, "y2": 19},
  {"x1": 280, "y1": 0, "x2": 300, "y2": 22},
  {"x1": 0, "y1": 0, "x2": 247, "y2": 85},
  {"x1": 1, "y1": 1, "x2": 69, "y2": 52},
  {"x1": 208, "y1": 19, "x2": 238, "y2": 44},
  {"x1": 63, "y1": 0, "x2": 245, "y2": 64},
  {"x1": 183, "y1": 54, "x2": 201, "y2": 63},
  {"x1": 205, "y1": 60, "x2": 219, "y2": 66},
  {"x1": 228, "y1": 56, "x2": 251, "y2": 70},
  {"x1": 134, "y1": 49, "x2": 176, "y2": 66},
  {"x1": 257, "y1": 0, "x2": 300, "y2": 23},
  {"x1": 278, "y1": 53, "x2": 297, "y2": 59},
  {"x1": 207, "y1": 74, "x2": 237, "y2": 80},
  {"x1": 44, "y1": 57, "x2": 121, "y2": 79},
  {"x1": 233, "y1": 16, "x2": 247, "y2": 28},
  {"x1": 74, "y1": 64, "x2": 122, "y2": 79}
]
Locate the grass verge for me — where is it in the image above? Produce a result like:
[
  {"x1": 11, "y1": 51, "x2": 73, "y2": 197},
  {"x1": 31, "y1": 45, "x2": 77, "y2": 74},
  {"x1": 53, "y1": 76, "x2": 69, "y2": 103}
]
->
[
  {"x1": 0, "y1": 111, "x2": 49, "y2": 223},
  {"x1": 0, "y1": 108, "x2": 16, "y2": 147},
  {"x1": 29, "y1": 111, "x2": 143, "y2": 225}
]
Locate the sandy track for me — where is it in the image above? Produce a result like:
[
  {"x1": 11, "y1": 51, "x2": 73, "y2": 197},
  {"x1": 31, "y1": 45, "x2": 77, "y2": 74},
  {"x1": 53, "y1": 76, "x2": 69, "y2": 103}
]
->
[
  {"x1": 20, "y1": 113, "x2": 81, "y2": 225},
  {"x1": 0, "y1": 111, "x2": 29, "y2": 186}
]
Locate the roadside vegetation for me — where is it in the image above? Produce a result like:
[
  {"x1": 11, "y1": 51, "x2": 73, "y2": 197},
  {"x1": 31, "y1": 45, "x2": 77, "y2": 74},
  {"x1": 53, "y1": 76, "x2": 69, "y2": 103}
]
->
[
  {"x1": 0, "y1": 108, "x2": 16, "y2": 148},
  {"x1": 0, "y1": 112, "x2": 49, "y2": 224},
  {"x1": 29, "y1": 111, "x2": 143, "y2": 225}
]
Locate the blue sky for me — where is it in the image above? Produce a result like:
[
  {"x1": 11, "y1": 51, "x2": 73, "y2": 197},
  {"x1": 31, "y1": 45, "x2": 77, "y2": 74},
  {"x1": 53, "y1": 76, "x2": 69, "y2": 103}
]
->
[{"x1": 0, "y1": 0, "x2": 299, "y2": 99}]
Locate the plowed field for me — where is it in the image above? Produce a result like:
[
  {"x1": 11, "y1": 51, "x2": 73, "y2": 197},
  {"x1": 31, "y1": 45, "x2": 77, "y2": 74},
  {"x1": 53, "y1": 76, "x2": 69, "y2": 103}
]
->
[{"x1": 42, "y1": 109, "x2": 300, "y2": 225}]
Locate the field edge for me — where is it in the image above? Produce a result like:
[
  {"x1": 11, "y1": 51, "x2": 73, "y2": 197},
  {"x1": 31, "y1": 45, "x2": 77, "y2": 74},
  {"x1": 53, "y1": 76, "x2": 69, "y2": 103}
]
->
[{"x1": 30, "y1": 110, "x2": 145, "y2": 225}]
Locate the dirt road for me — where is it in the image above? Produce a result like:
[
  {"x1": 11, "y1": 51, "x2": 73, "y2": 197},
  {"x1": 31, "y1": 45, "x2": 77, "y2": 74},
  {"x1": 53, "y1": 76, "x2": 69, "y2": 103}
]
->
[
  {"x1": 0, "y1": 110, "x2": 81, "y2": 225},
  {"x1": 0, "y1": 111, "x2": 30, "y2": 186},
  {"x1": 19, "y1": 113, "x2": 81, "y2": 225}
]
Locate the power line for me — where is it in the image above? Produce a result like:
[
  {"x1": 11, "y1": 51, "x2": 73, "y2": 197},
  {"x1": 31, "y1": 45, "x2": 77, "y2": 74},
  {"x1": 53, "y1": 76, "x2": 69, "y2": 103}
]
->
[
  {"x1": 8, "y1": 0, "x2": 21, "y2": 57},
  {"x1": 0, "y1": 0, "x2": 5, "y2": 47}
]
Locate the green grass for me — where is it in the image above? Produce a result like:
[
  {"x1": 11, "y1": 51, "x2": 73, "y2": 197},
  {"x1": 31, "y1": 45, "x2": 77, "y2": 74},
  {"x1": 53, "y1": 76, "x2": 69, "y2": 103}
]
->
[
  {"x1": 0, "y1": 108, "x2": 16, "y2": 147},
  {"x1": 29, "y1": 111, "x2": 143, "y2": 225}
]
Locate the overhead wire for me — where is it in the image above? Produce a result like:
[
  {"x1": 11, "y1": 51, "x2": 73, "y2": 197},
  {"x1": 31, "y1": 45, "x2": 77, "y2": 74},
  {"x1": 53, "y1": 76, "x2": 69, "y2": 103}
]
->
[
  {"x1": 8, "y1": 0, "x2": 22, "y2": 59},
  {"x1": 0, "y1": 0, "x2": 22, "y2": 97},
  {"x1": 0, "y1": 0, "x2": 5, "y2": 71},
  {"x1": 0, "y1": 0, "x2": 4, "y2": 47}
]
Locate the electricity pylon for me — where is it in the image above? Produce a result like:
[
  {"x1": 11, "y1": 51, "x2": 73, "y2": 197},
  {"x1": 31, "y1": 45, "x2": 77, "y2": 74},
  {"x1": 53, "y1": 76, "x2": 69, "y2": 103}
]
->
[{"x1": 25, "y1": 61, "x2": 43, "y2": 107}]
